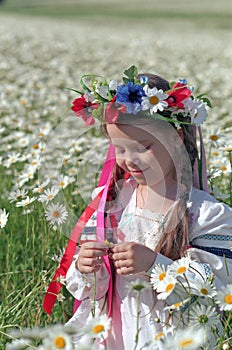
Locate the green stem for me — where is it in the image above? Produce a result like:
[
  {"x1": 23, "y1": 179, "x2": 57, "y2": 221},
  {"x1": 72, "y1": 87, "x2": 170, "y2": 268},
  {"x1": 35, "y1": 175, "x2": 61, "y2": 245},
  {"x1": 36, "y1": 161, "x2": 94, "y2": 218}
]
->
[
  {"x1": 133, "y1": 292, "x2": 140, "y2": 350},
  {"x1": 92, "y1": 272, "x2": 97, "y2": 318}
]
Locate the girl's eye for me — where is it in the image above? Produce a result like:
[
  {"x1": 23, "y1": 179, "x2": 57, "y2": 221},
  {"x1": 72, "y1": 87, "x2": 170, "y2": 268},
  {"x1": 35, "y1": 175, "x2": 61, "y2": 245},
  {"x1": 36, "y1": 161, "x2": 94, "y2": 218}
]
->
[
  {"x1": 115, "y1": 146, "x2": 125, "y2": 154},
  {"x1": 136, "y1": 145, "x2": 151, "y2": 153}
]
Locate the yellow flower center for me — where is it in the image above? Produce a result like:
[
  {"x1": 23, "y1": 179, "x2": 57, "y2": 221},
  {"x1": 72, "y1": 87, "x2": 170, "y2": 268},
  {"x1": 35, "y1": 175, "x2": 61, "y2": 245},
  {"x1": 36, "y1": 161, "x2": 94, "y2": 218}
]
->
[
  {"x1": 47, "y1": 194, "x2": 53, "y2": 199},
  {"x1": 38, "y1": 132, "x2": 44, "y2": 137},
  {"x1": 159, "y1": 272, "x2": 166, "y2": 281},
  {"x1": 93, "y1": 324, "x2": 104, "y2": 334},
  {"x1": 210, "y1": 134, "x2": 218, "y2": 141},
  {"x1": 173, "y1": 301, "x2": 182, "y2": 308},
  {"x1": 32, "y1": 144, "x2": 39, "y2": 149},
  {"x1": 165, "y1": 283, "x2": 174, "y2": 293},
  {"x1": 225, "y1": 147, "x2": 232, "y2": 152},
  {"x1": 54, "y1": 336, "x2": 66, "y2": 348},
  {"x1": 224, "y1": 294, "x2": 232, "y2": 304},
  {"x1": 20, "y1": 99, "x2": 26, "y2": 105},
  {"x1": 149, "y1": 96, "x2": 159, "y2": 105},
  {"x1": 37, "y1": 187, "x2": 43, "y2": 193},
  {"x1": 154, "y1": 332, "x2": 164, "y2": 341},
  {"x1": 59, "y1": 181, "x2": 65, "y2": 187},
  {"x1": 179, "y1": 339, "x2": 193, "y2": 348},
  {"x1": 212, "y1": 151, "x2": 219, "y2": 156},
  {"x1": 200, "y1": 288, "x2": 209, "y2": 295},
  {"x1": 221, "y1": 165, "x2": 227, "y2": 171},
  {"x1": 53, "y1": 210, "x2": 61, "y2": 218},
  {"x1": 177, "y1": 266, "x2": 186, "y2": 274}
]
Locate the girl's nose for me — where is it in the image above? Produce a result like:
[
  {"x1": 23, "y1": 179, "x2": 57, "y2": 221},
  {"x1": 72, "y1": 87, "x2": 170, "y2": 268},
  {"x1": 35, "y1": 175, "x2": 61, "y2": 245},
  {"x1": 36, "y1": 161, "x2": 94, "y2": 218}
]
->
[{"x1": 124, "y1": 151, "x2": 141, "y2": 168}]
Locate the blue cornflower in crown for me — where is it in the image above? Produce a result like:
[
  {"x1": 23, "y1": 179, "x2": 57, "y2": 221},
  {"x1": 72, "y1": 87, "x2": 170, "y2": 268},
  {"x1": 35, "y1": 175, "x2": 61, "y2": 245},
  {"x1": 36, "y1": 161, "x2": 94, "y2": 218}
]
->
[{"x1": 71, "y1": 65, "x2": 211, "y2": 127}]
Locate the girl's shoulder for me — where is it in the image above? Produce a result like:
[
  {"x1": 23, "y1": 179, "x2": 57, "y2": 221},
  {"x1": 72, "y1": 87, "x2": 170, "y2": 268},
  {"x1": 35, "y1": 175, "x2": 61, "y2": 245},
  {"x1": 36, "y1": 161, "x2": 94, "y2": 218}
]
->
[
  {"x1": 189, "y1": 187, "x2": 232, "y2": 235},
  {"x1": 189, "y1": 187, "x2": 232, "y2": 212}
]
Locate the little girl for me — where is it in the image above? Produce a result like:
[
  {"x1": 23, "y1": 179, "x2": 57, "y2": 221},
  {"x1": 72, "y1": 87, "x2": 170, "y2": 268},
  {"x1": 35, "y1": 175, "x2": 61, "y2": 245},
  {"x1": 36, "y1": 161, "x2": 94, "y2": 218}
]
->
[{"x1": 44, "y1": 66, "x2": 232, "y2": 349}]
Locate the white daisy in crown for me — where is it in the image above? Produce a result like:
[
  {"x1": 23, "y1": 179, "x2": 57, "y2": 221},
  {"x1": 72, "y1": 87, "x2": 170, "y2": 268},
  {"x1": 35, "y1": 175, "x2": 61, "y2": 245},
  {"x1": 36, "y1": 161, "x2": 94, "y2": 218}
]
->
[{"x1": 142, "y1": 85, "x2": 168, "y2": 114}]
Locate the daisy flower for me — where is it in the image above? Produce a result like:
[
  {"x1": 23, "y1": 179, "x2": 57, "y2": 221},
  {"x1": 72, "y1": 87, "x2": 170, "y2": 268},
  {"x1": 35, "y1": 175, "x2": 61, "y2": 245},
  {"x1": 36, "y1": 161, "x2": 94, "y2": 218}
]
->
[
  {"x1": 3, "y1": 152, "x2": 24, "y2": 168},
  {"x1": 45, "y1": 203, "x2": 68, "y2": 226},
  {"x1": 8, "y1": 188, "x2": 28, "y2": 202},
  {"x1": 52, "y1": 175, "x2": 75, "y2": 190},
  {"x1": 206, "y1": 126, "x2": 226, "y2": 146},
  {"x1": 18, "y1": 166, "x2": 37, "y2": 186},
  {"x1": 33, "y1": 178, "x2": 50, "y2": 194},
  {"x1": 0, "y1": 208, "x2": 9, "y2": 229},
  {"x1": 168, "y1": 256, "x2": 191, "y2": 278},
  {"x1": 142, "y1": 85, "x2": 168, "y2": 114},
  {"x1": 189, "y1": 304, "x2": 220, "y2": 331},
  {"x1": 150, "y1": 264, "x2": 168, "y2": 290},
  {"x1": 6, "y1": 338, "x2": 31, "y2": 350},
  {"x1": 126, "y1": 279, "x2": 151, "y2": 293},
  {"x1": 84, "y1": 315, "x2": 111, "y2": 340},
  {"x1": 164, "y1": 298, "x2": 190, "y2": 312},
  {"x1": 17, "y1": 135, "x2": 30, "y2": 148},
  {"x1": 38, "y1": 186, "x2": 59, "y2": 204},
  {"x1": 215, "y1": 284, "x2": 232, "y2": 311},
  {"x1": 43, "y1": 326, "x2": 73, "y2": 350},
  {"x1": 191, "y1": 280, "x2": 216, "y2": 298},
  {"x1": 183, "y1": 98, "x2": 208, "y2": 125},
  {"x1": 156, "y1": 275, "x2": 177, "y2": 300},
  {"x1": 169, "y1": 326, "x2": 206, "y2": 350},
  {"x1": 16, "y1": 196, "x2": 36, "y2": 207}
]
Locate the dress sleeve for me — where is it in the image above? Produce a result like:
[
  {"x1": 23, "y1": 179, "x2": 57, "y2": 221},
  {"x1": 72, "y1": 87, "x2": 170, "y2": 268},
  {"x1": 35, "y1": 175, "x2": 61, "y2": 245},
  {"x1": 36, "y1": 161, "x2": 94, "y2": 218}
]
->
[{"x1": 188, "y1": 193, "x2": 232, "y2": 287}]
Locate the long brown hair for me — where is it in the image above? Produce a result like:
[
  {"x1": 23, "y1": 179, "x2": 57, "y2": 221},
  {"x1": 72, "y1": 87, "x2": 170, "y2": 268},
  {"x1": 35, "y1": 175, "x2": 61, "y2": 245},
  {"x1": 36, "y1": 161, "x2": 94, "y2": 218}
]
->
[{"x1": 103, "y1": 73, "x2": 198, "y2": 260}]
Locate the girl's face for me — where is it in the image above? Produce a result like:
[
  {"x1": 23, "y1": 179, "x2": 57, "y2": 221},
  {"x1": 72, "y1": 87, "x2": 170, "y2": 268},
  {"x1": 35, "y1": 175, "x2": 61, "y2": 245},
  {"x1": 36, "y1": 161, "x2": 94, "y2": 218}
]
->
[{"x1": 106, "y1": 121, "x2": 182, "y2": 189}]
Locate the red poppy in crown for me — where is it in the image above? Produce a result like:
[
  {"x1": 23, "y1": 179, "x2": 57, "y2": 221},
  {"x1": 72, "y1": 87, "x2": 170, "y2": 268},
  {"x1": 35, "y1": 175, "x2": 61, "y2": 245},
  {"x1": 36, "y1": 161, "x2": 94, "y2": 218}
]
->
[
  {"x1": 71, "y1": 94, "x2": 99, "y2": 126},
  {"x1": 166, "y1": 82, "x2": 192, "y2": 109}
]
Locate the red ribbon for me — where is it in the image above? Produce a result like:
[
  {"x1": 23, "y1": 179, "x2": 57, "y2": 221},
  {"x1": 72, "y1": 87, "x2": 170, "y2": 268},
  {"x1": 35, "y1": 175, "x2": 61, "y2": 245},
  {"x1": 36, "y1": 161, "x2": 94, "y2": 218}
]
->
[{"x1": 43, "y1": 189, "x2": 104, "y2": 314}]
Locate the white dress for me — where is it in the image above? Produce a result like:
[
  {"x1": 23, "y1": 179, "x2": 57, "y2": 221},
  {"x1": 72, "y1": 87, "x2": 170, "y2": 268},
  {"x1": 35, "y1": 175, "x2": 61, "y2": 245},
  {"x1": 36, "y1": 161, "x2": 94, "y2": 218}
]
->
[{"x1": 65, "y1": 178, "x2": 232, "y2": 349}]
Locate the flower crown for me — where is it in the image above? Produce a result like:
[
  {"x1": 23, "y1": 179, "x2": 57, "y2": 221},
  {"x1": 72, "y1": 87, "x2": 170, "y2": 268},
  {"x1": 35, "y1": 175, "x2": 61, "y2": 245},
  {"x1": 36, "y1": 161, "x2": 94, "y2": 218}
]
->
[{"x1": 71, "y1": 65, "x2": 212, "y2": 127}]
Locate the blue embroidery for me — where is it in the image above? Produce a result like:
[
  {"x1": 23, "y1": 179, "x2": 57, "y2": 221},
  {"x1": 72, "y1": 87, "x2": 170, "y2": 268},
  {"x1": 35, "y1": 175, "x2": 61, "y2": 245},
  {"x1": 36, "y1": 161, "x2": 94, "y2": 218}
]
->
[
  {"x1": 118, "y1": 213, "x2": 134, "y2": 228},
  {"x1": 197, "y1": 234, "x2": 232, "y2": 241},
  {"x1": 190, "y1": 245, "x2": 232, "y2": 259}
]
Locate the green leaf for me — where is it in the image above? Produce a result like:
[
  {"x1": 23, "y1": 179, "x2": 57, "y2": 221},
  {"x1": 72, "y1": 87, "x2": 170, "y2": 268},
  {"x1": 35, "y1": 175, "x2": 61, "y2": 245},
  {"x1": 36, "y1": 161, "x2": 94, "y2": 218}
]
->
[
  {"x1": 197, "y1": 93, "x2": 213, "y2": 108},
  {"x1": 65, "y1": 87, "x2": 83, "y2": 95},
  {"x1": 123, "y1": 65, "x2": 138, "y2": 83}
]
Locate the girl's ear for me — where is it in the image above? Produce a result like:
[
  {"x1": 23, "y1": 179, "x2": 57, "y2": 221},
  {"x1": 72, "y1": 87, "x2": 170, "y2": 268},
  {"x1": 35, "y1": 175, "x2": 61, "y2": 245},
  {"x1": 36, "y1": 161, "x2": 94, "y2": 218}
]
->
[{"x1": 177, "y1": 127, "x2": 184, "y2": 142}]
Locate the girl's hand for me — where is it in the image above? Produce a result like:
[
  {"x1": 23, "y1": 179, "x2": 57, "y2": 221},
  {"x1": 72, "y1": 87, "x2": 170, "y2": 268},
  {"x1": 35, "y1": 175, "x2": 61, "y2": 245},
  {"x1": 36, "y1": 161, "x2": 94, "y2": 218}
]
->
[
  {"x1": 76, "y1": 242, "x2": 108, "y2": 274},
  {"x1": 111, "y1": 242, "x2": 157, "y2": 275}
]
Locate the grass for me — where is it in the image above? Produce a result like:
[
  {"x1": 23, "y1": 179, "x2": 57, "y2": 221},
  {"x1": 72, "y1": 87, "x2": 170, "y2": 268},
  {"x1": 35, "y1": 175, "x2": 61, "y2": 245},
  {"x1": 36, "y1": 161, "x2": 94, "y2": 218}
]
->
[{"x1": 0, "y1": 0, "x2": 232, "y2": 29}]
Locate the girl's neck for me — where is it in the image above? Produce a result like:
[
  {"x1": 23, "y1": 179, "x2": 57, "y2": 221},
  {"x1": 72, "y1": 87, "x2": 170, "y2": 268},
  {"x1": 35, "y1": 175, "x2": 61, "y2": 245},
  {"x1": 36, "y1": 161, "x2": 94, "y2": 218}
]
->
[{"x1": 136, "y1": 182, "x2": 178, "y2": 215}]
